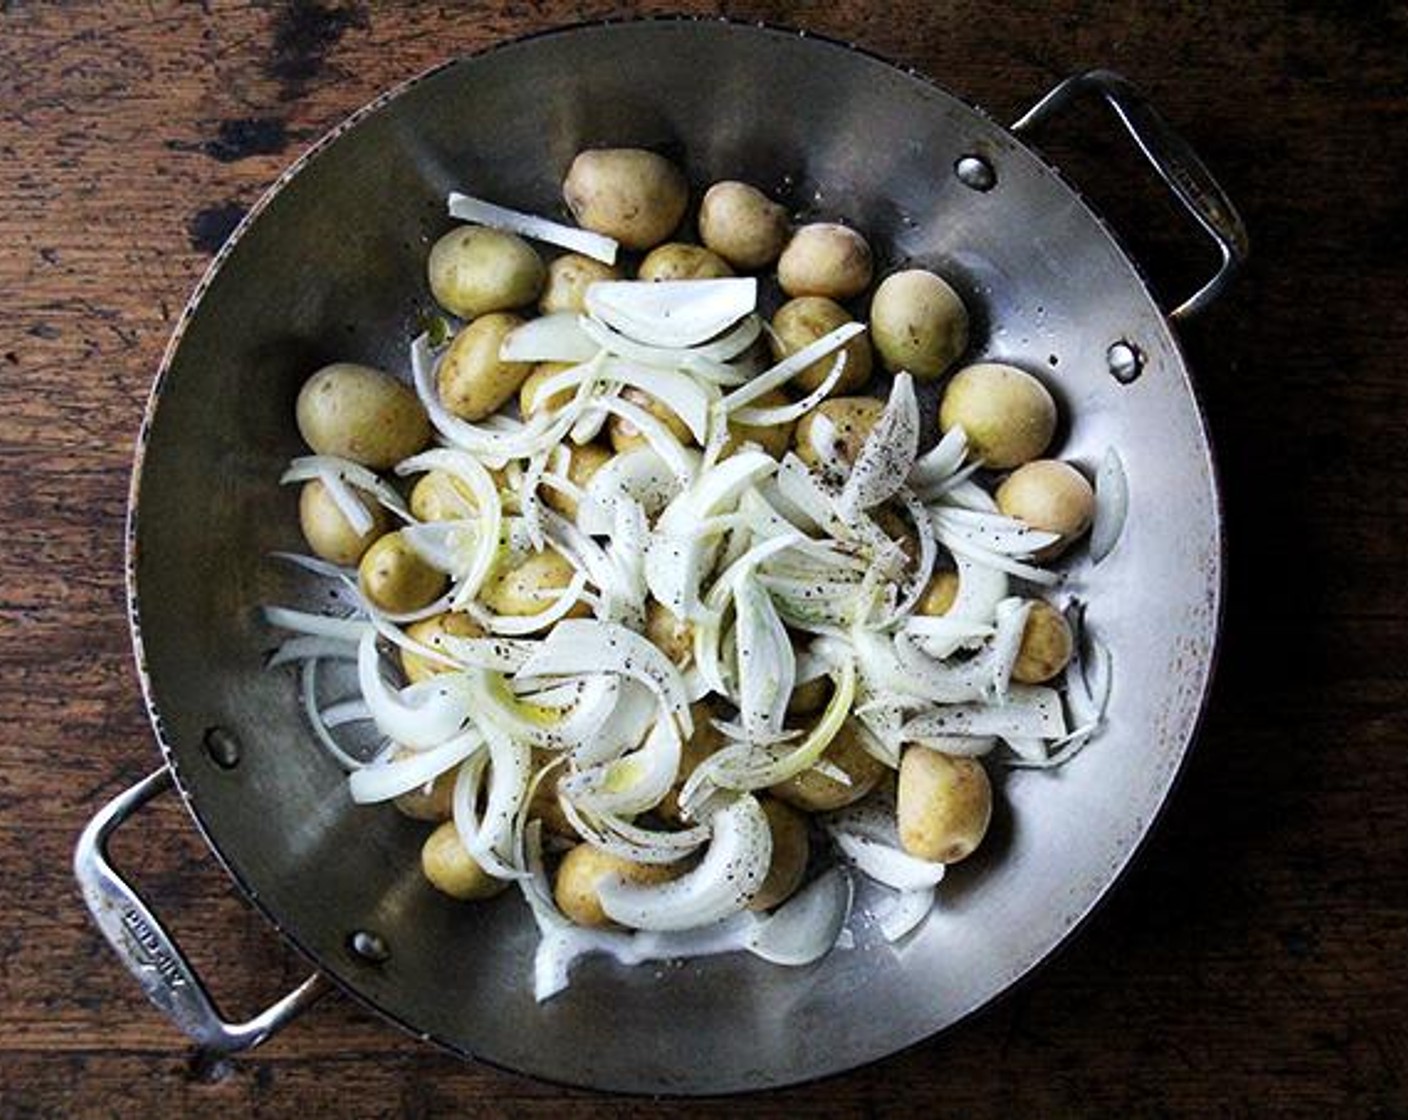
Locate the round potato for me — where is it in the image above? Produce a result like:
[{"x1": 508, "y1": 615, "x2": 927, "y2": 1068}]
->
[
  {"x1": 770, "y1": 719, "x2": 885, "y2": 812},
  {"x1": 896, "y1": 748, "x2": 992, "y2": 863},
  {"x1": 563, "y1": 148, "x2": 689, "y2": 251},
  {"x1": 794, "y1": 396, "x2": 885, "y2": 468},
  {"x1": 1013, "y1": 600, "x2": 1074, "y2": 684},
  {"x1": 539, "y1": 252, "x2": 622, "y2": 315},
  {"x1": 553, "y1": 843, "x2": 682, "y2": 928},
  {"x1": 917, "y1": 570, "x2": 960, "y2": 617},
  {"x1": 656, "y1": 706, "x2": 725, "y2": 826},
  {"x1": 787, "y1": 676, "x2": 832, "y2": 717},
  {"x1": 391, "y1": 748, "x2": 456, "y2": 822},
  {"x1": 869, "y1": 268, "x2": 968, "y2": 379},
  {"x1": 518, "y1": 361, "x2": 577, "y2": 418},
  {"x1": 437, "y1": 313, "x2": 533, "y2": 422},
  {"x1": 638, "y1": 242, "x2": 734, "y2": 281},
  {"x1": 358, "y1": 530, "x2": 447, "y2": 614},
  {"x1": 400, "y1": 611, "x2": 483, "y2": 685},
  {"x1": 748, "y1": 798, "x2": 809, "y2": 911},
  {"x1": 295, "y1": 362, "x2": 430, "y2": 469},
  {"x1": 422, "y1": 821, "x2": 508, "y2": 900},
  {"x1": 698, "y1": 180, "x2": 790, "y2": 270},
  {"x1": 777, "y1": 222, "x2": 873, "y2": 301},
  {"x1": 938, "y1": 362, "x2": 1057, "y2": 469},
  {"x1": 542, "y1": 442, "x2": 612, "y2": 519},
  {"x1": 995, "y1": 459, "x2": 1095, "y2": 557},
  {"x1": 298, "y1": 479, "x2": 388, "y2": 565},
  {"x1": 722, "y1": 388, "x2": 795, "y2": 459},
  {"x1": 427, "y1": 226, "x2": 545, "y2": 319},
  {"x1": 409, "y1": 469, "x2": 486, "y2": 522},
  {"x1": 480, "y1": 548, "x2": 588, "y2": 625},
  {"x1": 646, "y1": 599, "x2": 693, "y2": 667},
  {"x1": 769, "y1": 297, "x2": 872, "y2": 394},
  {"x1": 608, "y1": 387, "x2": 695, "y2": 452}
]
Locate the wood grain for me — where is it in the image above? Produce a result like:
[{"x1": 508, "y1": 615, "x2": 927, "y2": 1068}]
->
[{"x1": 2, "y1": 2, "x2": 1405, "y2": 1116}]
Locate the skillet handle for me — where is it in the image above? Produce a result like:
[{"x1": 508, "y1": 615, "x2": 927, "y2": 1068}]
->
[
  {"x1": 1011, "y1": 69, "x2": 1249, "y2": 322},
  {"x1": 74, "y1": 768, "x2": 330, "y2": 1055}
]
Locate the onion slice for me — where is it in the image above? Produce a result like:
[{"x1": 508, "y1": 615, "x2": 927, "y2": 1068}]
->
[
  {"x1": 1091, "y1": 446, "x2": 1129, "y2": 564},
  {"x1": 746, "y1": 869, "x2": 852, "y2": 965},
  {"x1": 448, "y1": 190, "x2": 618, "y2": 264},
  {"x1": 829, "y1": 829, "x2": 946, "y2": 892},
  {"x1": 348, "y1": 730, "x2": 482, "y2": 804},
  {"x1": 722, "y1": 321, "x2": 866, "y2": 411},
  {"x1": 585, "y1": 278, "x2": 757, "y2": 348},
  {"x1": 500, "y1": 313, "x2": 601, "y2": 364},
  {"x1": 838, "y1": 372, "x2": 919, "y2": 520}
]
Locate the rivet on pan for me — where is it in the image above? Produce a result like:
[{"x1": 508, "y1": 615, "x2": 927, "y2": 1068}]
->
[
  {"x1": 1107, "y1": 340, "x2": 1145, "y2": 384},
  {"x1": 202, "y1": 726, "x2": 241, "y2": 769},
  {"x1": 349, "y1": 930, "x2": 390, "y2": 964},
  {"x1": 955, "y1": 155, "x2": 996, "y2": 192}
]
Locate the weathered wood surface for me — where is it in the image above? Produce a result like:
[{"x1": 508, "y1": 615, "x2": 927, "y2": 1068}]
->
[{"x1": 1, "y1": 2, "x2": 1405, "y2": 1116}]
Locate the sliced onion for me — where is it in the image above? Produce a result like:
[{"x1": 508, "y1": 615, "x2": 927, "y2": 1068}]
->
[
  {"x1": 585, "y1": 278, "x2": 756, "y2": 348},
  {"x1": 733, "y1": 571, "x2": 795, "y2": 740},
  {"x1": 589, "y1": 394, "x2": 697, "y2": 482},
  {"x1": 909, "y1": 735, "x2": 998, "y2": 758},
  {"x1": 280, "y1": 455, "x2": 410, "y2": 520},
  {"x1": 576, "y1": 445, "x2": 687, "y2": 536},
  {"x1": 729, "y1": 351, "x2": 849, "y2": 426},
  {"x1": 746, "y1": 868, "x2": 852, "y2": 964},
  {"x1": 571, "y1": 678, "x2": 657, "y2": 766},
  {"x1": 830, "y1": 830, "x2": 946, "y2": 891},
  {"x1": 563, "y1": 714, "x2": 681, "y2": 815},
  {"x1": 934, "y1": 521, "x2": 1063, "y2": 586},
  {"x1": 875, "y1": 887, "x2": 934, "y2": 943},
  {"x1": 435, "y1": 633, "x2": 539, "y2": 673},
  {"x1": 320, "y1": 697, "x2": 371, "y2": 727},
  {"x1": 900, "y1": 684, "x2": 1067, "y2": 741},
  {"x1": 268, "y1": 635, "x2": 360, "y2": 667},
  {"x1": 910, "y1": 425, "x2": 969, "y2": 490},
  {"x1": 314, "y1": 467, "x2": 374, "y2": 536},
  {"x1": 500, "y1": 313, "x2": 601, "y2": 364},
  {"x1": 722, "y1": 321, "x2": 866, "y2": 411},
  {"x1": 578, "y1": 314, "x2": 753, "y2": 383},
  {"x1": 937, "y1": 478, "x2": 1000, "y2": 513},
  {"x1": 901, "y1": 614, "x2": 996, "y2": 660},
  {"x1": 463, "y1": 569, "x2": 590, "y2": 637},
  {"x1": 396, "y1": 448, "x2": 502, "y2": 603},
  {"x1": 348, "y1": 730, "x2": 481, "y2": 803},
  {"x1": 451, "y1": 751, "x2": 520, "y2": 880},
  {"x1": 838, "y1": 373, "x2": 919, "y2": 521},
  {"x1": 267, "y1": 551, "x2": 356, "y2": 582},
  {"x1": 932, "y1": 507, "x2": 1062, "y2": 557},
  {"x1": 1091, "y1": 446, "x2": 1128, "y2": 564},
  {"x1": 357, "y1": 630, "x2": 472, "y2": 748},
  {"x1": 447, "y1": 190, "x2": 617, "y2": 264},
  {"x1": 399, "y1": 518, "x2": 479, "y2": 575},
  {"x1": 948, "y1": 555, "x2": 1010, "y2": 625},
  {"x1": 300, "y1": 659, "x2": 369, "y2": 771}
]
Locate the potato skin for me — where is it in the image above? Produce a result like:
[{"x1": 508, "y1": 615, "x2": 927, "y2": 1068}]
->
[
  {"x1": 428, "y1": 226, "x2": 545, "y2": 319},
  {"x1": 298, "y1": 479, "x2": 388, "y2": 565},
  {"x1": 358, "y1": 530, "x2": 447, "y2": 614},
  {"x1": 869, "y1": 268, "x2": 968, "y2": 379},
  {"x1": 539, "y1": 252, "x2": 622, "y2": 315},
  {"x1": 747, "y1": 797, "x2": 809, "y2": 911},
  {"x1": 896, "y1": 748, "x2": 992, "y2": 863},
  {"x1": 794, "y1": 396, "x2": 886, "y2": 468},
  {"x1": 1012, "y1": 600, "x2": 1074, "y2": 684},
  {"x1": 392, "y1": 748, "x2": 456, "y2": 821},
  {"x1": 422, "y1": 821, "x2": 508, "y2": 900},
  {"x1": 995, "y1": 459, "x2": 1095, "y2": 557},
  {"x1": 777, "y1": 223, "x2": 873, "y2": 301},
  {"x1": 769, "y1": 297, "x2": 872, "y2": 395},
  {"x1": 295, "y1": 362, "x2": 430, "y2": 468},
  {"x1": 553, "y1": 843, "x2": 681, "y2": 927},
  {"x1": 400, "y1": 611, "x2": 484, "y2": 685},
  {"x1": 917, "y1": 571, "x2": 960, "y2": 617},
  {"x1": 542, "y1": 442, "x2": 612, "y2": 519},
  {"x1": 722, "y1": 388, "x2": 795, "y2": 459},
  {"x1": 787, "y1": 676, "x2": 832, "y2": 717},
  {"x1": 638, "y1": 243, "x2": 734, "y2": 281},
  {"x1": 608, "y1": 387, "x2": 695, "y2": 452},
  {"x1": 518, "y1": 361, "x2": 577, "y2": 418},
  {"x1": 645, "y1": 599, "x2": 694, "y2": 667},
  {"x1": 698, "y1": 181, "x2": 790, "y2": 270},
  {"x1": 409, "y1": 469, "x2": 481, "y2": 522},
  {"x1": 770, "y1": 719, "x2": 885, "y2": 812},
  {"x1": 938, "y1": 362, "x2": 1057, "y2": 469},
  {"x1": 480, "y1": 549, "x2": 589, "y2": 625},
  {"x1": 563, "y1": 148, "x2": 689, "y2": 251},
  {"x1": 437, "y1": 313, "x2": 534, "y2": 422}
]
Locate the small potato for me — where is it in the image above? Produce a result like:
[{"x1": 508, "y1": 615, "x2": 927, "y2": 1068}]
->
[
  {"x1": 1013, "y1": 600, "x2": 1074, "y2": 684},
  {"x1": 295, "y1": 362, "x2": 430, "y2": 469},
  {"x1": 917, "y1": 570, "x2": 960, "y2": 617},
  {"x1": 638, "y1": 242, "x2": 734, "y2": 281},
  {"x1": 563, "y1": 148, "x2": 689, "y2": 251},
  {"x1": 722, "y1": 388, "x2": 795, "y2": 459},
  {"x1": 528, "y1": 751, "x2": 578, "y2": 839},
  {"x1": 428, "y1": 226, "x2": 545, "y2": 318},
  {"x1": 539, "y1": 252, "x2": 622, "y2": 315},
  {"x1": 872, "y1": 504, "x2": 920, "y2": 567},
  {"x1": 794, "y1": 396, "x2": 885, "y2": 468},
  {"x1": 787, "y1": 676, "x2": 832, "y2": 717},
  {"x1": 646, "y1": 599, "x2": 693, "y2": 667},
  {"x1": 410, "y1": 469, "x2": 483, "y2": 522},
  {"x1": 770, "y1": 719, "x2": 886, "y2": 812},
  {"x1": 298, "y1": 479, "x2": 388, "y2": 565},
  {"x1": 422, "y1": 821, "x2": 508, "y2": 900},
  {"x1": 938, "y1": 362, "x2": 1057, "y2": 469},
  {"x1": 698, "y1": 180, "x2": 790, "y2": 270},
  {"x1": 358, "y1": 530, "x2": 447, "y2": 614},
  {"x1": 748, "y1": 798, "x2": 809, "y2": 911},
  {"x1": 542, "y1": 442, "x2": 612, "y2": 519},
  {"x1": 553, "y1": 843, "x2": 682, "y2": 928},
  {"x1": 608, "y1": 387, "x2": 695, "y2": 452},
  {"x1": 480, "y1": 548, "x2": 588, "y2": 625},
  {"x1": 518, "y1": 361, "x2": 577, "y2": 418},
  {"x1": 777, "y1": 222, "x2": 873, "y2": 301},
  {"x1": 438, "y1": 313, "x2": 534, "y2": 422},
  {"x1": 869, "y1": 268, "x2": 968, "y2": 379},
  {"x1": 400, "y1": 611, "x2": 483, "y2": 685},
  {"x1": 656, "y1": 706, "x2": 725, "y2": 826},
  {"x1": 392, "y1": 748, "x2": 455, "y2": 822},
  {"x1": 897, "y1": 748, "x2": 992, "y2": 863},
  {"x1": 769, "y1": 297, "x2": 872, "y2": 394},
  {"x1": 996, "y1": 459, "x2": 1095, "y2": 557}
]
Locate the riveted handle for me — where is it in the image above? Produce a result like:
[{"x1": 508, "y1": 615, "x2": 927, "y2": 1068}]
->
[
  {"x1": 1012, "y1": 69, "x2": 1249, "y2": 322},
  {"x1": 74, "y1": 768, "x2": 329, "y2": 1054}
]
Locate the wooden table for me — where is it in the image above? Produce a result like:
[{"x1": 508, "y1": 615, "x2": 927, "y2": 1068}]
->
[{"x1": 3, "y1": 3, "x2": 1404, "y2": 1116}]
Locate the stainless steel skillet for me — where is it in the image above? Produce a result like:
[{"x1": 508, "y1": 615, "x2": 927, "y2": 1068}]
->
[{"x1": 75, "y1": 18, "x2": 1245, "y2": 1094}]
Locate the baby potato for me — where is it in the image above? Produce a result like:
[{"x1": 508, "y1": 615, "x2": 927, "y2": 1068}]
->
[
  {"x1": 422, "y1": 821, "x2": 508, "y2": 900},
  {"x1": 698, "y1": 180, "x2": 790, "y2": 270},
  {"x1": 995, "y1": 459, "x2": 1095, "y2": 557},
  {"x1": 391, "y1": 748, "x2": 456, "y2": 822},
  {"x1": 1012, "y1": 600, "x2": 1074, "y2": 684},
  {"x1": 542, "y1": 442, "x2": 612, "y2": 519},
  {"x1": 917, "y1": 570, "x2": 960, "y2": 617},
  {"x1": 518, "y1": 361, "x2": 577, "y2": 418},
  {"x1": 480, "y1": 548, "x2": 588, "y2": 625},
  {"x1": 638, "y1": 242, "x2": 734, "y2": 281},
  {"x1": 437, "y1": 313, "x2": 534, "y2": 422},
  {"x1": 938, "y1": 362, "x2": 1057, "y2": 469},
  {"x1": 787, "y1": 676, "x2": 832, "y2": 717},
  {"x1": 563, "y1": 148, "x2": 689, "y2": 251},
  {"x1": 646, "y1": 599, "x2": 694, "y2": 667},
  {"x1": 722, "y1": 388, "x2": 795, "y2": 459},
  {"x1": 608, "y1": 387, "x2": 695, "y2": 452},
  {"x1": 770, "y1": 719, "x2": 885, "y2": 812},
  {"x1": 777, "y1": 222, "x2": 873, "y2": 301},
  {"x1": 896, "y1": 748, "x2": 992, "y2": 863},
  {"x1": 747, "y1": 797, "x2": 809, "y2": 911},
  {"x1": 794, "y1": 396, "x2": 886, "y2": 468},
  {"x1": 295, "y1": 362, "x2": 430, "y2": 469},
  {"x1": 358, "y1": 530, "x2": 447, "y2": 614},
  {"x1": 872, "y1": 504, "x2": 921, "y2": 567},
  {"x1": 400, "y1": 611, "x2": 484, "y2": 685},
  {"x1": 655, "y1": 706, "x2": 725, "y2": 826},
  {"x1": 298, "y1": 479, "x2": 388, "y2": 565},
  {"x1": 427, "y1": 226, "x2": 545, "y2": 318},
  {"x1": 409, "y1": 469, "x2": 483, "y2": 522},
  {"x1": 553, "y1": 843, "x2": 682, "y2": 928},
  {"x1": 869, "y1": 268, "x2": 968, "y2": 379},
  {"x1": 539, "y1": 252, "x2": 622, "y2": 315},
  {"x1": 769, "y1": 297, "x2": 873, "y2": 395}
]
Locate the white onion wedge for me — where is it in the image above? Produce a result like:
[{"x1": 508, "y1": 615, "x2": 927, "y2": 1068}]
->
[
  {"x1": 1091, "y1": 446, "x2": 1129, "y2": 564},
  {"x1": 357, "y1": 631, "x2": 472, "y2": 749},
  {"x1": 901, "y1": 684, "x2": 1067, "y2": 741},
  {"x1": 447, "y1": 190, "x2": 618, "y2": 264},
  {"x1": 838, "y1": 373, "x2": 919, "y2": 520},
  {"x1": 722, "y1": 321, "x2": 866, "y2": 411},
  {"x1": 829, "y1": 830, "x2": 947, "y2": 892},
  {"x1": 348, "y1": 730, "x2": 482, "y2": 804},
  {"x1": 500, "y1": 313, "x2": 601, "y2": 364},
  {"x1": 875, "y1": 887, "x2": 935, "y2": 942},
  {"x1": 585, "y1": 278, "x2": 756, "y2": 348},
  {"x1": 280, "y1": 455, "x2": 411, "y2": 520},
  {"x1": 746, "y1": 869, "x2": 853, "y2": 964},
  {"x1": 563, "y1": 714, "x2": 681, "y2": 815}
]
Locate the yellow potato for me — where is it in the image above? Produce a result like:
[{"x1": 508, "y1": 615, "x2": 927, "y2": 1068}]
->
[
  {"x1": 421, "y1": 821, "x2": 509, "y2": 900},
  {"x1": 518, "y1": 361, "x2": 577, "y2": 418},
  {"x1": 391, "y1": 748, "x2": 456, "y2": 822},
  {"x1": 408, "y1": 469, "x2": 490, "y2": 522},
  {"x1": 400, "y1": 611, "x2": 484, "y2": 685},
  {"x1": 646, "y1": 599, "x2": 694, "y2": 667},
  {"x1": 794, "y1": 396, "x2": 885, "y2": 468},
  {"x1": 638, "y1": 242, "x2": 734, "y2": 281},
  {"x1": 437, "y1": 313, "x2": 533, "y2": 422},
  {"x1": 698, "y1": 180, "x2": 790, "y2": 270},
  {"x1": 539, "y1": 252, "x2": 622, "y2": 315},
  {"x1": 777, "y1": 222, "x2": 873, "y2": 301},
  {"x1": 298, "y1": 479, "x2": 388, "y2": 565},
  {"x1": 295, "y1": 362, "x2": 430, "y2": 469},
  {"x1": 563, "y1": 148, "x2": 689, "y2": 251},
  {"x1": 358, "y1": 530, "x2": 447, "y2": 614},
  {"x1": 770, "y1": 719, "x2": 885, "y2": 812},
  {"x1": 427, "y1": 226, "x2": 545, "y2": 318},
  {"x1": 869, "y1": 268, "x2": 968, "y2": 379},
  {"x1": 553, "y1": 843, "x2": 682, "y2": 928},
  {"x1": 995, "y1": 459, "x2": 1095, "y2": 557},
  {"x1": 938, "y1": 362, "x2": 1057, "y2": 469},
  {"x1": 896, "y1": 748, "x2": 991, "y2": 863},
  {"x1": 917, "y1": 571, "x2": 960, "y2": 616},
  {"x1": 480, "y1": 548, "x2": 588, "y2": 625},
  {"x1": 769, "y1": 296, "x2": 872, "y2": 395},
  {"x1": 787, "y1": 676, "x2": 832, "y2": 717},
  {"x1": 608, "y1": 387, "x2": 695, "y2": 452},
  {"x1": 1012, "y1": 600, "x2": 1074, "y2": 684},
  {"x1": 542, "y1": 442, "x2": 612, "y2": 520},
  {"x1": 747, "y1": 798, "x2": 809, "y2": 911}
]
